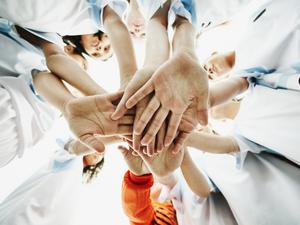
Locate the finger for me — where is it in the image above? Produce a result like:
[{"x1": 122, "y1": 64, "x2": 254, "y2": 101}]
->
[
  {"x1": 146, "y1": 139, "x2": 155, "y2": 156},
  {"x1": 116, "y1": 125, "x2": 133, "y2": 135},
  {"x1": 118, "y1": 145, "x2": 134, "y2": 156},
  {"x1": 143, "y1": 145, "x2": 148, "y2": 155},
  {"x1": 118, "y1": 115, "x2": 134, "y2": 125},
  {"x1": 126, "y1": 81, "x2": 154, "y2": 109},
  {"x1": 141, "y1": 108, "x2": 168, "y2": 145},
  {"x1": 134, "y1": 97, "x2": 160, "y2": 135},
  {"x1": 122, "y1": 135, "x2": 133, "y2": 142},
  {"x1": 133, "y1": 133, "x2": 142, "y2": 152},
  {"x1": 133, "y1": 99, "x2": 150, "y2": 152},
  {"x1": 164, "y1": 113, "x2": 183, "y2": 147},
  {"x1": 132, "y1": 150, "x2": 139, "y2": 156},
  {"x1": 111, "y1": 97, "x2": 129, "y2": 120},
  {"x1": 118, "y1": 145, "x2": 129, "y2": 153},
  {"x1": 111, "y1": 89, "x2": 134, "y2": 121},
  {"x1": 172, "y1": 132, "x2": 189, "y2": 154},
  {"x1": 156, "y1": 121, "x2": 166, "y2": 152},
  {"x1": 68, "y1": 140, "x2": 95, "y2": 156},
  {"x1": 79, "y1": 133, "x2": 105, "y2": 153}
]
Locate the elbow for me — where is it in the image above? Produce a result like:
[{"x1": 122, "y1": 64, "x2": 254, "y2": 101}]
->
[
  {"x1": 193, "y1": 187, "x2": 210, "y2": 199},
  {"x1": 32, "y1": 71, "x2": 49, "y2": 93},
  {"x1": 193, "y1": 188, "x2": 210, "y2": 198}
]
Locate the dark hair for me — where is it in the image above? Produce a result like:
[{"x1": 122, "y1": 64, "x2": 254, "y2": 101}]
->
[
  {"x1": 82, "y1": 157, "x2": 105, "y2": 184},
  {"x1": 62, "y1": 30, "x2": 105, "y2": 57}
]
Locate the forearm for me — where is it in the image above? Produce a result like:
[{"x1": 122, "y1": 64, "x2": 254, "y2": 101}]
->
[
  {"x1": 155, "y1": 174, "x2": 177, "y2": 190},
  {"x1": 209, "y1": 77, "x2": 248, "y2": 107},
  {"x1": 180, "y1": 149, "x2": 210, "y2": 198},
  {"x1": 185, "y1": 131, "x2": 239, "y2": 154},
  {"x1": 104, "y1": 6, "x2": 137, "y2": 85},
  {"x1": 143, "y1": 1, "x2": 170, "y2": 68},
  {"x1": 122, "y1": 171, "x2": 155, "y2": 225},
  {"x1": 32, "y1": 71, "x2": 75, "y2": 113},
  {"x1": 172, "y1": 17, "x2": 197, "y2": 59},
  {"x1": 42, "y1": 43, "x2": 106, "y2": 96}
]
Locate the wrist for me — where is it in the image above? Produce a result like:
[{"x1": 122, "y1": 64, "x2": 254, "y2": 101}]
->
[{"x1": 128, "y1": 171, "x2": 153, "y2": 184}]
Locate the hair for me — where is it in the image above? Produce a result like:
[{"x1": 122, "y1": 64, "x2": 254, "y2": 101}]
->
[
  {"x1": 82, "y1": 157, "x2": 105, "y2": 184},
  {"x1": 62, "y1": 30, "x2": 105, "y2": 56}
]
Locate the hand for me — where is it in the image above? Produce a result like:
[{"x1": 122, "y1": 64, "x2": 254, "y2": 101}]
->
[
  {"x1": 114, "y1": 52, "x2": 209, "y2": 148},
  {"x1": 119, "y1": 145, "x2": 150, "y2": 176},
  {"x1": 64, "y1": 91, "x2": 134, "y2": 153},
  {"x1": 139, "y1": 144, "x2": 184, "y2": 177},
  {"x1": 113, "y1": 67, "x2": 161, "y2": 154}
]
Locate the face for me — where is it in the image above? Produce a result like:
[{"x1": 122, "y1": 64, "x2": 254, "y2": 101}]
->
[
  {"x1": 203, "y1": 52, "x2": 233, "y2": 79},
  {"x1": 125, "y1": 6, "x2": 146, "y2": 38},
  {"x1": 80, "y1": 33, "x2": 113, "y2": 61},
  {"x1": 83, "y1": 152, "x2": 104, "y2": 167},
  {"x1": 64, "y1": 45, "x2": 88, "y2": 70}
]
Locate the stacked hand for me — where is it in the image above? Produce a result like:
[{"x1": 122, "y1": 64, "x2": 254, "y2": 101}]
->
[
  {"x1": 112, "y1": 52, "x2": 209, "y2": 153},
  {"x1": 117, "y1": 67, "x2": 167, "y2": 156},
  {"x1": 119, "y1": 143, "x2": 184, "y2": 177}
]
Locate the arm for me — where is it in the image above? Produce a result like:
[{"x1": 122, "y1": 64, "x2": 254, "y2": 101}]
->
[
  {"x1": 111, "y1": 1, "x2": 171, "y2": 153},
  {"x1": 143, "y1": 0, "x2": 171, "y2": 68},
  {"x1": 185, "y1": 131, "x2": 239, "y2": 154},
  {"x1": 155, "y1": 174, "x2": 177, "y2": 190},
  {"x1": 180, "y1": 149, "x2": 210, "y2": 198},
  {"x1": 42, "y1": 42, "x2": 107, "y2": 96},
  {"x1": 172, "y1": 16, "x2": 197, "y2": 59},
  {"x1": 32, "y1": 71, "x2": 75, "y2": 113},
  {"x1": 122, "y1": 171, "x2": 155, "y2": 225},
  {"x1": 209, "y1": 77, "x2": 248, "y2": 108},
  {"x1": 103, "y1": 5, "x2": 137, "y2": 86},
  {"x1": 15, "y1": 25, "x2": 106, "y2": 96}
]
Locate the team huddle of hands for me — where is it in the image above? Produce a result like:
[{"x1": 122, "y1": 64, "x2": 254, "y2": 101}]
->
[{"x1": 64, "y1": 51, "x2": 209, "y2": 159}]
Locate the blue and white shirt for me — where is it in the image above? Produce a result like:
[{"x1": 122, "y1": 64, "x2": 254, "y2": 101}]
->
[{"x1": 0, "y1": 0, "x2": 127, "y2": 36}]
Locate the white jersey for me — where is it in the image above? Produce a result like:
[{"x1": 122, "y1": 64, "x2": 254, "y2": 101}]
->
[
  {"x1": 201, "y1": 152, "x2": 300, "y2": 225},
  {"x1": 159, "y1": 153, "x2": 237, "y2": 225},
  {"x1": 0, "y1": 150, "x2": 82, "y2": 225},
  {"x1": 231, "y1": 0, "x2": 300, "y2": 71},
  {"x1": 0, "y1": 19, "x2": 58, "y2": 167},
  {"x1": 234, "y1": 84, "x2": 300, "y2": 165},
  {"x1": 195, "y1": 0, "x2": 251, "y2": 31},
  {"x1": 0, "y1": 0, "x2": 128, "y2": 35}
]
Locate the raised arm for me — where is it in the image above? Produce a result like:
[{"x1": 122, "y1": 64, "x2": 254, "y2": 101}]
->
[
  {"x1": 42, "y1": 42, "x2": 107, "y2": 96},
  {"x1": 115, "y1": 15, "x2": 209, "y2": 152},
  {"x1": 112, "y1": 1, "x2": 171, "y2": 153},
  {"x1": 185, "y1": 131, "x2": 239, "y2": 154},
  {"x1": 15, "y1": 25, "x2": 106, "y2": 96},
  {"x1": 209, "y1": 77, "x2": 248, "y2": 108},
  {"x1": 32, "y1": 71, "x2": 75, "y2": 113},
  {"x1": 180, "y1": 149, "x2": 211, "y2": 198},
  {"x1": 103, "y1": 5, "x2": 137, "y2": 86}
]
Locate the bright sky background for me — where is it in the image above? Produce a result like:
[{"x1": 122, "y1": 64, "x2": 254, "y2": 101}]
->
[{"x1": 0, "y1": 24, "x2": 237, "y2": 225}]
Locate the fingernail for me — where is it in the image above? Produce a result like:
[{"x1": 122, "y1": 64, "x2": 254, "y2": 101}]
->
[
  {"x1": 164, "y1": 139, "x2": 171, "y2": 147},
  {"x1": 111, "y1": 113, "x2": 118, "y2": 120}
]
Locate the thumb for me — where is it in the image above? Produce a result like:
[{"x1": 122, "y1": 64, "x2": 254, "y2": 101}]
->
[
  {"x1": 79, "y1": 133, "x2": 105, "y2": 153},
  {"x1": 111, "y1": 89, "x2": 136, "y2": 121},
  {"x1": 68, "y1": 140, "x2": 95, "y2": 156}
]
